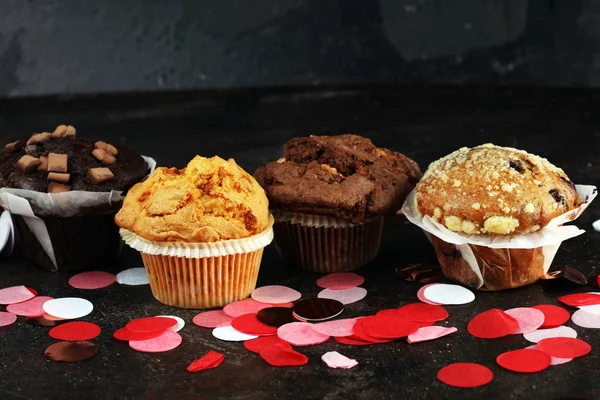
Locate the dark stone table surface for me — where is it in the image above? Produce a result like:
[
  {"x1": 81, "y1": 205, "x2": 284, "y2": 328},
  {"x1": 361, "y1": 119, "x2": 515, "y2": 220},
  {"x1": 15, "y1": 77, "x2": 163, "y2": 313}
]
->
[{"x1": 0, "y1": 86, "x2": 599, "y2": 399}]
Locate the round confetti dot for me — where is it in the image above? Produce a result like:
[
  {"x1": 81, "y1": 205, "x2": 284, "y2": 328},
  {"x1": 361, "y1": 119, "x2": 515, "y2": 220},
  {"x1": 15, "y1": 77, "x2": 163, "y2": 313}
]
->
[
  {"x1": 523, "y1": 325, "x2": 578, "y2": 343},
  {"x1": 423, "y1": 284, "x2": 475, "y2": 305},
  {"x1": 317, "y1": 287, "x2": 367, "y2": 305},
  {"x1": 259, "y1": 345, "x2": 308, "y2": 367},
  {"x1": 256, "y1": 307, "x2": 295, "y2": 327},
  {"x1": 496, "y1": 349, "x2": 551, "y2": 373},
  {"x1": 293, "y1": 298, "x2": 344, "y2": 322},
  {"x1": 45, "y1": 341, "x2": 98, "y2": 363},
  {"x1": 396, "y1": 303, "x2": 448, "y2": 323},
  {"x1": 468, "y1": 309, "x2": 519, "y2": 339},
  {"x1": 68, "y1": 271, "x2": 117, "y2": 290},
  {"x1": 417, "y1": 284, "x2": 441, "y2": 305},
  {"x1": 407, "y1": 326, "x2": 457, "y2": 344},
  {"x1": 223, "y1": 298, "x2": 272, "y2": 318},
  {"x1": 277, "y1": 322, "x2": 330, "y2": 346},
  {"x1": 526, "y1": 345, "x2": 573, "y2": 366},
  {"x1": 0, "y1": 285, "x2": 35, "y2": 305},
  {"x1": 126, "y1": 317, "x2": 177, "y2": 333},
  {"x1": 571, "y1": 308, "x2": 600, "y2": 328},
  {"x1": 531, "y1": 305, "x2": 571, "y2": 328},
  {"x1": 437, "y1": 363, "x2": 493, "y2": 388},
  {"x1": 312, "y1": 318, "x2": 357, "y2": 337},
  {"x1": 578, "y1": 304, "x2": 600, "y2": 315},
  {"x1": 363, "y1": 316, "x2": 419, "y2": 339},
  {"x1": 537, "y1": 337, "x2": 592, "y2": 358},
  {"x1": 351, "y1": 317, "x2": 394, "y2": 343},
  {"x1": 49, "y1": 322, "x2": 101, "y2": 341},
  {"x1": 212, "y1": 325, "x2": 258, "y2": 341},
  {"x1": 334, "y1": 336, "x2": 372, "y2": 346},
  {"x1": 251, "y1": 285, "x2": 301, "y2": 304},
  {"x1": 6, "y1": 296, "x2": 53, "y2": 317},
  {"x1": 192, "y1": 310, "x2": 234, "y2": 328},
  {"x1": 504, "y1": 307, "x2": 545, "y2": 334},
  {"x1": 43, "y1": 298, "x2": 93, "y2": 320},
  {"x1": 113, "y1": 327, "x2": 165, "y2": 341},
  {"x1": 0, "y1": 311, "x2": 17, "y2": 327},
  {"x1": 116, "y1": 267, "x2": 149, "y2": 286},
  {"x1": 232, "y1": 314, "x2": 278, "y2": 336},
  {"x1": 244, "y1": 336, "x2": 291, "y2": 354},
  {"x1": 558, "y1": 292, "x2": 600, "y2": 307},
  {"x1": 158, "y1": 315, "x2": 185, "y2": 332},
  {"x1": 129, "y1": 330, "x2": 182, "y2": 353},
  {"x1": 594, "y1": 219, "x2": 600, "y2": 232},
  {"x1": 316, "y1": 272, "x2": 365, "y2": 290}
]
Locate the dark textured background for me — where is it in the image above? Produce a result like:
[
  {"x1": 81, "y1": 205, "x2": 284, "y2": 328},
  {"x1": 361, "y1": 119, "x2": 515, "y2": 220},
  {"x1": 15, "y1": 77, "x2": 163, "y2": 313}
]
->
[{"x1": 1, "y1": 0, "x2": 600, "y2": 97}]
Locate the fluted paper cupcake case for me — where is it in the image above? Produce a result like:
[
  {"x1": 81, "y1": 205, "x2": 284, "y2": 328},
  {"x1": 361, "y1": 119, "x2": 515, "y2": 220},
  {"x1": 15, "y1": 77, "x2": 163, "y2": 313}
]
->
[
  {"x1": 272, "y1": 210, "x2": 384, "y2": 273},
  {"x1": 120, "y1": 215, "x2": 274, "y2": 309}
]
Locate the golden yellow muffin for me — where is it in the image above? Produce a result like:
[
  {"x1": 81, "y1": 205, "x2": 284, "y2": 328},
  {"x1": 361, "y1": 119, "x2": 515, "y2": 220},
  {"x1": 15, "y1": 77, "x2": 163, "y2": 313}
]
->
[
  {"x1": 115, "y1": 155, "x2": 269, "y2": 242},
  {"x1": 415, "y1": 144, "x2": 579, "y2": 235}
]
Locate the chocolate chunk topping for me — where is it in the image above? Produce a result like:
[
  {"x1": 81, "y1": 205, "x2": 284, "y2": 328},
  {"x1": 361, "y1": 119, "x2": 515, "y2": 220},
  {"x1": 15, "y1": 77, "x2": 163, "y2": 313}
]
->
[
  {"x1": 4, "y1": 140, "x2": 24, "y2": 153},
  {"x1": 549, "y1": 189, "x2": 563, "y2": 203},
  {"x1": 88, "y1": 167, "x2": 115, "y2": 184},
  {"x1": 16, "y1": 155, "x2": 42, "y2": 173},
  {"x1": 48, "y1": 182, "x2": 71, "y2": 193},
  {"x1": 48, "y1": 172, "x2": 70, "y2": 183},
  {"x1": 508, "y1": 159, "x2": 524, "y2": 173},
  {"x1": 48, "y1": 153, "x2": 68, "y2": 173},
  {"x1": 27, "y1": 132, "x2": 52, "y2": 145}
]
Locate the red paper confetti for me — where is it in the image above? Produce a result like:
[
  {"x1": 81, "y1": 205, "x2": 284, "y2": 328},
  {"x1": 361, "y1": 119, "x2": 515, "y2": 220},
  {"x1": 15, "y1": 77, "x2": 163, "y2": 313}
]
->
[
  {"x1": 223, "y1": 298, "x2": 272, "y2": 318},
  {"x1": 49, "y1": 322, "x2": 101, "y2": 341},
  {"x1": 192, "y1": 310, "x2": 234, "y2": 328},
  {"x1": 0, "y1": 311, "x2": 17, "y2": 327},
  {"x1": 437, "y1": 363, "x2": 493, "y2": 388},
  {"x1": 113, "y1": 327, "x2": 165, "y2": 341},
  {"x1": 531, "y1": 305, "x2": 571, "y2": 328},
  {"x1": 362, "y1": 316, "x2": 419, "y2": 340},
  {"x1": 244, "y1": 335, "x2": 291, "y2": 353},
  {"x1": 468, "y1": 309, "x2": 519, "y2": 339},
  {"x1": 259, "y1": 345, "x2": 309, "y2": 367},
  {"x1": 334, "y1": 336, "x2": 373, "y2": 346},
  {"x1": 315, "y1": 272, "x2": 365, "y2": 290},
  {"x1": 537, "y1": 337, "x2": 592, "y2": 358},
  {"x1": 187, "y1": 351, "x2": 225, "y2": 372},
  {"x1": 496, "y1": 349, "x2": 551, "y2": 373},
  {"x1": 0, "y1": 285, "x2": 35, "y2": 305},
  {"x1": 558, "y1": 293, "x2": 600, "y2": 307},
  {"x1": 396, "y1": 303, "x2": 448, "y2": 323},
  {"x1": 231, "y1": 314, "x2": 277, "y2": 336},
  {"x1": 129, "y1": 330, "x2": 182, "y2": 353},
  {"x1": 27, "y1": 288, "x2": 38, "y2": 296},
  {"x1": 68, "y1": 271, "x2": 117, "y2": 290},
  {"x1": 6, "y1": 296, "x2": 53, "y2": 317},
  {"x1": 351, "y1": 317, "x2": 395, "y2": 343},
  {"x1": 126, "y1": 317, "x2": 177, "y2": 333}
]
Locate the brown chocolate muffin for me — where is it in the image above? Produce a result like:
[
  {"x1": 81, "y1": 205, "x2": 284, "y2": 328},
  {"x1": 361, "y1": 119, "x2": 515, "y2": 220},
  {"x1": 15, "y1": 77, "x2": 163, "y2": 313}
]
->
[{"x1": 254, "y1": 134, "x2": 422, "y2": 224}]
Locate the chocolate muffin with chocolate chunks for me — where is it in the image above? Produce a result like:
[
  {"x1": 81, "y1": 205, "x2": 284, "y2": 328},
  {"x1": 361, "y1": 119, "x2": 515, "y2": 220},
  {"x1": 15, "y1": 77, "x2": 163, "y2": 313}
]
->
[
  {"x1": 255, "y1": 134, "x2": 421, "y2": 273},
  {"x1": 0, "y1": 125, "x2": 150, "y2": 272}
]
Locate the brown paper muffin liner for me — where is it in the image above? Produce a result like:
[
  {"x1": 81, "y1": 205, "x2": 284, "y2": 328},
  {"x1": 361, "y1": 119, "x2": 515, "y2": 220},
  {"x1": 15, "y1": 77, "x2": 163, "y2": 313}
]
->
[{"x1": 272, "y1": 211, "x2": 384, "y2": 273}]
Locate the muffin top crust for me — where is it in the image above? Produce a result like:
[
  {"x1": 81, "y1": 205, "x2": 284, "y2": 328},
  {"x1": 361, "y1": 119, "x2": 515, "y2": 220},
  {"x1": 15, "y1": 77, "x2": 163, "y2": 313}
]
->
[
  {"x1": 254, "y1": 134, "x2": 422, "y2": 224},
  {"x1": 115, "y1": 156, "x2": 269, "y2": 242},
  {"x1": 415, "y1": 144, "x2": 579, "y2": 235}
]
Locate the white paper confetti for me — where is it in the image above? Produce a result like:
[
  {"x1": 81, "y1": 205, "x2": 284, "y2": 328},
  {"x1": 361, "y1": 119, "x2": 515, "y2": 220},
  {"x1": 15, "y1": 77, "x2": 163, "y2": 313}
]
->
[
  {"x1": 317, "y1": 287, "x2": 367, "y2": 305},
  {"x1": 321, "y1": 351, "x2": 358, "y2": 369},
  {"x1": 42, "y1": 297, "x2": 93, "y2": 319},
  {"x1": 116, "y1": 268, "x2": 149, "y2": 286},
  {"x1": 593, "y1": 219, "x2": 600, "y2": 233},
  {"x1": 422, "y1": 284, "x2": 475, "y2": 305},
  {"x1": 523, "y1": 325, "x2": 577, "y2": 343},
  {"x1": 571, "y1": 309, "x2": 600, "y2": 329},
  {"x1": 504, "y1": 307, "x2": 545, "y2": 334},
  {"x1": 212, "y1": 325, "x2": 258, "y2": 341},
  {"x1": 158, "y1": 315, "x2": 185, "y2": 332}
]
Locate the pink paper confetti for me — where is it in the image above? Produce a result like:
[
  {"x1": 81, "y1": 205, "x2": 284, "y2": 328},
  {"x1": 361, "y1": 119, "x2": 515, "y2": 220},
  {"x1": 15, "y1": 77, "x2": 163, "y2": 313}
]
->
[
  {"x1": 317, "y1": 287, "x2": 367, "y2": 305},
  {"x1": 68, "y1": 271, "x2": 117, "y2": 290},
  {"x1": 311, "y1": 318, "x2": 357, "y2": 337},
  {"x1": 316, "y1": 272, "x2": 365, "y2": 290},
  {"x1": 277, "y1": 322, "x2": 330, "y2": 346},
  {"x1": 129, "y1": 330, "x2": 183, "y2": 353},
  {"x1": 321, "y1": 351, "x2": 358, "y2": 369},
  {"x1": 526, "y1": 345, "x2": 573, "y2": 366},
  {"x1": 6, "y1": 296, "x2": 54, "y2": 317},
  {"x1": 407, "y1": 326, "x2": 457, "y2": 343},
  {"x1": 417, "y1": 284, "x2": 441, "y2": 305},
  {"x1": 223, "y1": 298, "x2": 272, "y2": 318},
  {"x1": 0, "y1": 311, "x2": 17, "y2": 327},
  {"x1": 192, "y1": 310, "x2": 234, "y2": 328},
  {"x1": 251, "y1": 285, "x2": 301, "y2": 304},
  {"x1": 504, "y1": 307, "x2": 546, "y2": 334},
  {"x1": 571, "y1": 309, "x2": 600, "y2": 329},
  {"x1": 0, "y1": 285, "x2": 35, "y2": 305}
]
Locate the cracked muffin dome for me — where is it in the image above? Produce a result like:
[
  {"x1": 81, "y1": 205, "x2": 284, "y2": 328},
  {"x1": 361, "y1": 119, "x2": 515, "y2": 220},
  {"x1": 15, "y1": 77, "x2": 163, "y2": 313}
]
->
[
  {"x1": 415, "y1": 144, "x2": 579, "y2": 235},
  {"x1": 253, "y1": 134, "x2": 422, "y2": 224},
  {"x1": 115, "y1": 155, "x2": 269, "y2": 242}
]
